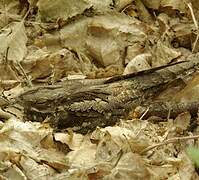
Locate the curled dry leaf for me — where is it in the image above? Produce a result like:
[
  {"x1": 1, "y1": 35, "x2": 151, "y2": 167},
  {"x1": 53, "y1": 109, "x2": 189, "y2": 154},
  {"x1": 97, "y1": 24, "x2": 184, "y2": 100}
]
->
[
  {"x1": 0, "y1": 22, "x2": 27, "y2": 62},
  {"x1": 37, "y1": 0, "x2": 92, "y2": 22},
  {"x1": 91, "y1": 122, "x2": 153, "y2": 154},
  {"x1": 86, "y1": 0, "x2": 113, "y2": 12},
  {"x1": 0, "y1": 118, "x2": 69, "y2": 177},
  {"x1": 22, "y1": 48, "x2": 94, "y2": 81},
  {"x1": 125, "y1": 43, "x2": 145, "y2": 64},
  {"x1": 0, "y1": 161, "x2": 27, "y2": 180},
  {"x1": 104, "y1": 152, "x2": 150, "y2": 180},
  {"x1": 19, "y1": 156, "x2": 56, "y2": 179},
  {"x1": 0, "y1": 21, "x2": 27, "y2": 87},
  {"x1": 174, "y1": 111, "x2": 191, "y2": 133},
  {"x1": 177, "y1": 151, "x2": 198, "y2": 179},
  {"x1": 160, "y1": 0, "x2": 187, "y2": 13},
  {"x1": 123, "y1": 53, "x2": 152, "y2": 74},
  {"x1": 142, "y1": 0, "x2": 189, "y2": 13},
  {"x1": 95, "y1": 131, "x2": 122, "y2": 163},
  {"x1": 86, "y1": 36, "x2": 121, "y2": 67},
  {"x1": 141, "y1": 0, "x2": 161, "y2": 9},
  {"x1": 0, "y1": 0, "x2": 22, "y2": 28},
  {"x1": 114, "y1": 0, "x2": 133, "y2": 11},
  {"x1": 152, "y1": 40, "x2": 181, "y2": 67},
  {"x1": 134, "y1": 0, "x2": 153, "y2": 23},
  {"x1": 54, "y1": 132, "x2": 85, "y2": 151},
  {"x1": 174, "y1": 74, "x2": 199, "y2": 103},
  {"x1": 1, "y1": 0, "x2": 199, "y2": 179}
]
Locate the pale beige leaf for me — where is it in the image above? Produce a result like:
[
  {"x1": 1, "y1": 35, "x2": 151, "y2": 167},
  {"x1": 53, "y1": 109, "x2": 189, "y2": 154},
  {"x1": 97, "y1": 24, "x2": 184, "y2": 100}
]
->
[
  {"x1": 37, "y1": 0, "x2": 91, "y2": 22},
  {"x1": 123, "y1": 53, "x2": 152, "y2": 74},
  {"x1": 104, "y1": 153, "x2": 150, "y2": 179},
  {"x1": 86, "y1": 0, "x2": 113, "y2": 12},
  {"x1": 141, "y1": 0, "x2": 161, "y2": 9},
  {"x1": 54, "y1": 132, "x2": 85, "y2": 151},
  {"x1": 174, "y1": 112, "x2": 191, "y2": 133},
  {"x1": 152, "y1": 40, "x2": 181, "y2": 67},
  {"x1": 0, "y1": 0, "x2": 21, "y2": 27},
  {"x1": 0, "y1": 22, "x2": 27, "y2": 62},
  {"x1": 161, "y1": 0, "x2": 187, "y2": 13}
]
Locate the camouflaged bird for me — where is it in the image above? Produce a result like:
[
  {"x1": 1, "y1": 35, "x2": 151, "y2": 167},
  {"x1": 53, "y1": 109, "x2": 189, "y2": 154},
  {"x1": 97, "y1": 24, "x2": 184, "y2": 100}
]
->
[{"x1": 18, "y1": 53, "x2": 199, "y2": 133}]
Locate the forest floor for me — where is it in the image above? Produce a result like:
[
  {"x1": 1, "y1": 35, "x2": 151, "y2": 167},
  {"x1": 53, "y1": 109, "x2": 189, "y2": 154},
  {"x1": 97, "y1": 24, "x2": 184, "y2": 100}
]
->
[{"x1": 1, "y1": 0, "x2": 199, "y2": 179}]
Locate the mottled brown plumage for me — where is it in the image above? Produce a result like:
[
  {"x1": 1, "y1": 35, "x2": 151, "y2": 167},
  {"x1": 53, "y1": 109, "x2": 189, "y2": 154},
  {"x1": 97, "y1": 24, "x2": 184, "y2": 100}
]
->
[{"x1": 18, "y1": 53, "x2": 199, "y2": 133}]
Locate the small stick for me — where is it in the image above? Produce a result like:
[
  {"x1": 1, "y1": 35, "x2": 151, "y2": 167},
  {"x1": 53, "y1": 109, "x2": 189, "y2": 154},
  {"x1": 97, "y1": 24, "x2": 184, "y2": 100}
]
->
[
  {"x1": 16, "y1": 61, "x2": 32, "y2": 87},
  {"x1": 141, "y1": 134, "x2": 199, "y2": 155},
  {"x1": 140, "y1": 107, "x2": 149, "y2": 120},
  {"x1": 187, "y1": 2, "x2": 199, "y2": 53}
]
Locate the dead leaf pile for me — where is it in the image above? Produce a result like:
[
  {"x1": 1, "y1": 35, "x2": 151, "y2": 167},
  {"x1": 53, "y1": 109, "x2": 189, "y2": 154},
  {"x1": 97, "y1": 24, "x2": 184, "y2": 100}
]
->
[{"x1": 1, "y1": 0, "x2": 199, "y2": 179}]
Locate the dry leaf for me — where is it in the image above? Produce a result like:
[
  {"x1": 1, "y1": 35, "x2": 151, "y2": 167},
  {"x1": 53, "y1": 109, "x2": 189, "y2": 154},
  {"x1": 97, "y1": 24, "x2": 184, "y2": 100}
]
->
[
  {"x1": 152, "y1": 40, "x2": 181, "y2": 67},
  {"x1": 174, "y1": 112, "x2": 191, "y2": 133},
  {"x1": 123, "y1": 53, "x2": 151, "y2": 74},
  {"x1": 0, "y1": 22, "x2": 27, "y2": 62},
  {"x1": 37, "y1": 0, "x2": 91, "y2": 22},
  {"x1": 0, "y1": 0, "x2": 21, "y2": 28},
  {"x1": 104, "y1": 152, "x2": 150, "y2": 179}
]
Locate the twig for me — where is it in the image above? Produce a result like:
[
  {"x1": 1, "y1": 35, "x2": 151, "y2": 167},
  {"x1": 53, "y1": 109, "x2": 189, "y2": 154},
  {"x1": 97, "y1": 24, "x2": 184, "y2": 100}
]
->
[
  {"x1": 141, "y1": 134, "x2": 199, "y2": 155},
  {"x1": 121, "y1": 4, "x2": 133, "y2": 13},
  {"x1": 123, "y1": 134, "x2": 134, "y2": 152},
  {"x1": 167, "y1": 109, "x2": 171, "y2": 120},
  {"x1": 113, "y1": 150, "x2": 123, "y2": 167},
  {"x1": 4, "y1": 47, "x2": 9, "y2": 64},
  {"x1": 1, "y1": 91, "x2": 10, "y2": 104},
  {"x1": 17, "y1": 62, "x2": 32, "y2": 87},
  {"x1": 187, "y1": 2, "x2": 199, "y2": 53},
  {"x1": 16, "y1": 61, "x2": 32, "y2": 87},
  {"x1": 140, "y1": 107, "x2": 149, "y2": 120}
]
